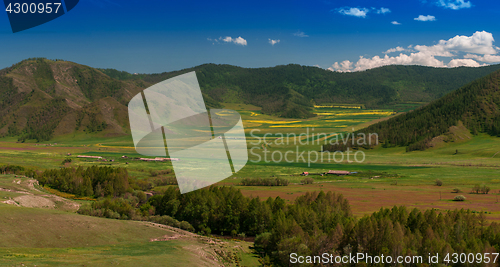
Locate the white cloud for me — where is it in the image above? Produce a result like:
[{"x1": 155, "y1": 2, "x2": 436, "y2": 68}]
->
[
  {"x1": 376, "y1": 7, "x2": 391, "y2": 14},
  {"x1": 337, "y1": 7, "x2": 369, "y2": 18},
  {"x1": 350, "y1": 52, "x2": 445, "y2": 72},
  {"x1": 269, "y1": 39, "x2": 280, "y2": 46},
  {"x1": 414, "y1": 15, "x2": 436, "y2": 21},
  {"x1": 464, "y1": 54, "x2": 500, "y2": 63},
  {"x1": 437, "y1": 0, "x2": 472, "y2": 10},
  {"x1": 384, "y1": 46, "x2": 405, "y2": 54},
  {"x1": 329, "y1": 31, "x2": 499, "y2": 72},
  {"x1": 448, "y1": 58, "x2": 483, "y2": 67},
  {"x1": 414, "y1": 31, "x2": 497, "y2": 56},
  {"x1": 293, "y1": 31, "x2": 309, "y2": 37},
  {"x1": 328, "y1": 60, "x2": 353, "y2": 72},
  {"x1": 220, "y1": 36, "x2": 247, "y2": 46},
  {"x1": 391, "y1": 21, "x2": 401, "y2": 25},
  {"x1": 336, "y1": 7, "x2": 392, "y2": 18}
]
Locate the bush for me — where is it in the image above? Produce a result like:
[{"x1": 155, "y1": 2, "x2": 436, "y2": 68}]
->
[
  {"x1": 453, "y1": 195, "x2": 466, "y2": 201},
  {"x1": 452, "y1": 188, "x2": 462, "y2": 193},
  {"x1": 180, "y1": 221, "x2": 195, "y2": 232},
  {"x1": 435, "y1": 179, "x2": 443, "y2": 186},
  {"x1": 301, "y1": 177, "x2": 314, "y2": 184},
  {"x1": 147, "y1": 215, "x2": 194, "y2": 232},
  {"x1": 472, "y1": 184, "x2": 490, "y2": 194},
  {"x1": 241, "y1": 177, "x2": 289, "y2": 186}
]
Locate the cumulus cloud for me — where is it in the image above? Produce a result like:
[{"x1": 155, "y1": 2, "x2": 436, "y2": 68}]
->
[
  {"x1": 384, "y1": 46, "x2": 405, "y2": 54},
  {"x1": 464, "y1": 54, "x2": 500, "y2": 63},
  {"x1": 293, "y1": 31, "x2": 309, "y2": 37},
  {"x1": 414, "y1": 31, "x2": 497, "y2": 56},
  {"x1": 221, "y1": 36, "x2": 247, "y2": 46},
  {"x1": 414, "y1": 15, "x2": 436, "y2": 21},
  {"x1": 391, "y1": 21, "x2": 401, "y2": 25},
  {"x1": 337, "y1": 7, "x2": 370, "y2": 18},
  {"x1": 327, "y1": 60, "x2": 354, "y2": 72},
  {"x1": 437, "y1": 0, "x2": 472, "y2": 10},
  {"x1": 328, "y1": 31, "x2": 499, "y2": 72},
  {"x1": 448, "y1": 58, "x2": 483, "y2": 67},
  {"x1": 376, "y1": 7, "x2": 391, "y2": 14},
  {"x1": 268, "y1": 39, "x2": 280, "y2": 46}
]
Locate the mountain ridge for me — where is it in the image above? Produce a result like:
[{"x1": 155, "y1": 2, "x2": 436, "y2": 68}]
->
[
  {"x1": 356, "y1": 68, "x2": 500, "y2": 151},
  {"x1": 1, "y1": 58, "x2": 500, "y2": 142}
]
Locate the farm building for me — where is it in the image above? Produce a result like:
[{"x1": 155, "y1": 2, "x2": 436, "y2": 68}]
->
[{"x1": 326, "y1": 170, "x2": 350, "y2": 176}]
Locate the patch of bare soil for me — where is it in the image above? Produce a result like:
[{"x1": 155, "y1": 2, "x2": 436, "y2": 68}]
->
[
  {"x1": 1, "y1": 199, "x2": 19, "y2": 206},
  {"x1": 1, "y1": 179, "x2": 80, "y2": 211},
  {"x1": 13, "y1": 195, "x2": 55, "y2": 208}
]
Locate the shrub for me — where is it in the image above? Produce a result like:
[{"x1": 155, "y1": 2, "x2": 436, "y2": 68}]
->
[
  {"x1": 241, "y1": 177, "x2": 289, "y2": 186},
  {"x1": 301, "y1": 177, "x2": 314, "y2": 184},
  {"x1": 452, "y1": 188, "x2": 462, "y2": 193},
  {"x1": 435, "y1": 179, "x2": 443, "y2": 186},
  {"x1": 180, "y1": 221, "x2": 195, "y2": 232},
  {"x1": 453, "y1": 195, "x2": 466, "y2": 201},
  {"x1": 472, "y1": 184, "x2": 491, "y2": 194},
  {"x1": 472, "y1": 184, "x2": 480, "y2": 194},
  {"x1": 481, "y1": 185, "x2": 491, "y2": 194}
]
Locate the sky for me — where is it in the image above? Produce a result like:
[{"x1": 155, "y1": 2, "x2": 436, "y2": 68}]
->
[{"x1": 0, "y1": 0, "x2": 499, "y2": 73}]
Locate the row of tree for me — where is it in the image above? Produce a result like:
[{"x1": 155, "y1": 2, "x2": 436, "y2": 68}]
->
[{"x1": 143, "y1": 186, "x2": 500, "y2": 266}]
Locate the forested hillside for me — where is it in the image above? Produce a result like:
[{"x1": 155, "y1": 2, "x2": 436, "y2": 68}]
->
[
  {"x1": 81, "y1": 185, "x2": 500, "y2": 266},
  {"x1": 102, "y1": 63, "x2": 500, "y2": 118},
  {"x1": 356, "y1": 69, "x2": 500, "y2": 151},
  {"x1": 1, "y1": 58, "x2": 500, "y2": 142}
]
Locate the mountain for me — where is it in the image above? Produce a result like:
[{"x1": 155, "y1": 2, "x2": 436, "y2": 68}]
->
[
  {"x1": 1, "y1": 58, "x2": 500, "y2": 142},
  {"x1": 0, "y1": 58, "x2": 147, "y2": 142},
  {"x1": 101, "y1": 63, "x2": 500, "y2": 117},
  {"x1": 356, "y1": 69, "x2": 500, "y2": 151}
]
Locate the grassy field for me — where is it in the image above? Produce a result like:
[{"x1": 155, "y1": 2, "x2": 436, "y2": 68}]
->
[
  {"x1": 0, "y1": 174, "x2": 259, "y2": 267},
  {"x1": 1, "y1": 103, "x2": 499, "y2": 220}
]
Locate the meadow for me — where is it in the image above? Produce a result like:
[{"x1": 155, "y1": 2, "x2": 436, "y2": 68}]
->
[
  {"x1": 1, "y1": 103, "x2": 498, "y2": 222},
  {"x1": 0, "y1": 175, "x2": 258, "y2": 266}
]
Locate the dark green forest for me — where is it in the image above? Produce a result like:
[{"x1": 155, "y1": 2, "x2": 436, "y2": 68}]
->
[
  {"x1": 36, "y1": 166, "x2": 130, "y2": 197},
  {"x1": 356, "y1": 69, "x2": 500, "y2": 151},
  {"x1": 101, "y1": 63, "x2": 500, "y2": 118}
]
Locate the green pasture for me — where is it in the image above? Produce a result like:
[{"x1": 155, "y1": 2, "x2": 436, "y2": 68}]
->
[{"x1": 0, "y1": 103, "x2": 498, "y2": 216}]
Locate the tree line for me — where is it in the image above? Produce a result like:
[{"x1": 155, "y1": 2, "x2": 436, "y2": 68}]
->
[
  {"x1": 143, "y1": 187, "x2": 500, "y2": 266},
  {"x1": 36, "y1": 166, "x2": 130, "y2": 197},
  {"x1": 356, "y1": 70, "x2": 500, "y2": 151}
]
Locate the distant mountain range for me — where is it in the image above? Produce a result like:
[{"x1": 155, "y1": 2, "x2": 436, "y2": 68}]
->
[
  {"x1": 357, "y1": 68, "x2": 500, "y2": 151},
  {"x1": 1, "y1": 58, "x2": 500, "y2": 142}
]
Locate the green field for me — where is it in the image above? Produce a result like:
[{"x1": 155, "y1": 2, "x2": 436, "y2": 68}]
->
[
  {"x1": 0, "y1": 104, "x2": 498, "y2": 218},
  {"x1": 1, "y1": 103, "x2": 499, "y2": 266},
  {"x1": 0, "y1": 175, "x2": 258, "y2": 267}
]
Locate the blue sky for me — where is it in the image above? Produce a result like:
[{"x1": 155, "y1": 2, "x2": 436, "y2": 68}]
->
[{"x1": 0, "y1": 0, "x2": 499, "y2": 73}]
